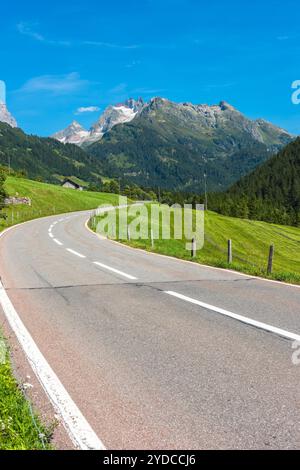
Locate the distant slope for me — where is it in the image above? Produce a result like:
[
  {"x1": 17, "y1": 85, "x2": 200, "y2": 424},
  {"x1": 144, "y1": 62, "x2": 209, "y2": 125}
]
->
[
  {"x1": 94, "y1": 205, "x2": 300, "y2": 284},
  {"x1": 0, "y1": 176, "x2": 120, "y2": 230},
  {"x1": 88, "y1": 98, "x2": 293, "y2": 192},
  {"x1": 209, "y1": 137, "x2": 300, "y2": 226},
  {"x1": 0, "y1": 123, "x2": 103, "y2": 184}
]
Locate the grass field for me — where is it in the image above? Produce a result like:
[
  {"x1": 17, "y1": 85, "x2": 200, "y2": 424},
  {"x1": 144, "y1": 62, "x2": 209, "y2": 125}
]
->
[
  {"x1": 0, "y1": 335, "x2": 52, "y2": 450},
  {"x1": 0, "y1": 176, "x2": 121, "y2": 449},
  {"x1": 0, "y1": 176, "x2": 120, "y2": 231},
  {"x1": 91, "y1": 204, "x2": 300, "y2": 284}
]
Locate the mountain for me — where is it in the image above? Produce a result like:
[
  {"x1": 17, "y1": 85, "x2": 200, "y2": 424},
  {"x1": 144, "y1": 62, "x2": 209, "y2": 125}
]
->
[
  {"x1": 0, "y1": 122, "x2": 103, "y2": 184},
  {"x1": 87, "y1": 97, "x2": 293, "y2": 192},
  {"x1": 207, "y1": 137, "x2": 300, "y2": 225},
  {"x1": 0, "y1": 103, "x2": 17, "y2": 128},
  {"x1": 52, "y1": 98, "x2": 144, "y2": 146},
  {"x1": 52, "y1": 121, "x2": 90, "y2": 146}
]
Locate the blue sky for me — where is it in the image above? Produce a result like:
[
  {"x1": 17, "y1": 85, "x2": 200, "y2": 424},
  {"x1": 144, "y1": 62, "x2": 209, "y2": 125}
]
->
[{"x1": 1, "y1": 0, "x2": 300, "y2": 136}]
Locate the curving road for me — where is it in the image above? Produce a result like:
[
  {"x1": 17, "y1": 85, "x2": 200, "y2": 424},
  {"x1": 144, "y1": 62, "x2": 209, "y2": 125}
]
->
[{"x1": 0, "y1": 210, "x2": 300, "y2": 449}]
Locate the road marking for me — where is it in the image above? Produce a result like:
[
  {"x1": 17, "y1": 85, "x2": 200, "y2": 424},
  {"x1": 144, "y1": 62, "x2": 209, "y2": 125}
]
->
[
  {"x1": 93, "y1": 261, "x2": 137, "y2": 280},
  {"x1": 67, "y1": 248, "x2": 86, "y2": 258},
  {"x1": 49, "y1": 233, "x2": 54, "y2": 238},
  {"x1": 165, "y1": 291, "x2": 300, "y2": 342},
  {"x1": 0, "y1": 280, "x2": 105, "y2": 450},
  {"x1": 53, "y1": 238, "x2": 63, "y2": 246}
]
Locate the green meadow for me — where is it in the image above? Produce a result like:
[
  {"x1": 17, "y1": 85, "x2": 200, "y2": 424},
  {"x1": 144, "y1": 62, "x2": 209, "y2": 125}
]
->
[
  {"x1": 0, "y1": 176, "x2": 120, "y2": 231},
  {"x1": 92, "y1": 204, "x2": 300, "y2": 284}
]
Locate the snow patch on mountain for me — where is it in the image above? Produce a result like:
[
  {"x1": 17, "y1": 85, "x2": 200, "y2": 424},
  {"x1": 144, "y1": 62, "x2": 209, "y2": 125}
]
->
[
  {"x1": 0, "y1": 103, "x2": 17, "y2": 128},
  {"x1": 52, "y1": 98, "x2": 144, "y2": 146},
  {"x1": 52, "y1": 121, "x2": 90, "y2": 146}
]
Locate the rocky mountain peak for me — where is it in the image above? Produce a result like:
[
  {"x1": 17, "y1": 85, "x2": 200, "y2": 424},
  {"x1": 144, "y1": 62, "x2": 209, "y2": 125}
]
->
[
  {"x1": 52, "y1": 121, "x2": 89, "y2": 146},
  {"x1": 219, "y1": 101, "x2": 237, "y2": 111},
  {"x1": 0, "y1": 103, "x2": 17, "y2": 128}
]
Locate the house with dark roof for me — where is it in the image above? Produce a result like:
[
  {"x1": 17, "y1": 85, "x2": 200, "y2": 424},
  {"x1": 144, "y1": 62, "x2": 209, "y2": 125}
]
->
[{"x1": 61, "y1": 178, "x2": 83, "y2": 191}]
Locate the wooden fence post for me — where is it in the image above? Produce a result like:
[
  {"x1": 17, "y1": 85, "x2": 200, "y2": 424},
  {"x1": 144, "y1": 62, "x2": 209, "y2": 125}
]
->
[
  {"x1": 267, "y1": 244, "x2": 274, "y2": 275},
  {"x1": 191, "y1": 238, "x2": 196, "y2": 258},
  {"x1": 228, "y1": 239, "x2": 232, "y2": 264},
  {"x1": 150, "y1": 228, "x2": 154, "y2": 248}
]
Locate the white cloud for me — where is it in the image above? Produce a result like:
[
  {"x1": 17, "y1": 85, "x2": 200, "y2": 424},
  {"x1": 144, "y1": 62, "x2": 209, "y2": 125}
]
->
[
  {"x1": 19, "y1": 73, "x2": 89, "y2": 95},
  {"x1": 17, "y1": 21, "x2": 71, "y2": 46},
  {"x1": 76, "y1": 106, "x2": 100, "y2": 114},
  {"x1": 16, "y1": 23, "x2": 140, "y2": 49},
  {"x1": 82, "y1": 41, "x2": 140, "y2": 50},
  {"x1": 277, "y1": 36, "x2": 290, "y2": 41},
  {"x1": 17, "y1": 22, "x2": 45, "y2": 42}
]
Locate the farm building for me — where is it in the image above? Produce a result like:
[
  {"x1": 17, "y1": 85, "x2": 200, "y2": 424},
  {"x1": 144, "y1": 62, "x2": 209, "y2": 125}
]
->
[{"x1": 61, "y1": 178, "x2": 83, "y2": 191}]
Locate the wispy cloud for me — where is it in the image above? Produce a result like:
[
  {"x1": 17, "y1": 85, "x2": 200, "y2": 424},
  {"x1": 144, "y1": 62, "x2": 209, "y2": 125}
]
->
[
  {"x1": 16, "y1": 21, "x2": 141, "y2": 49},
  {"x1": 17, "y1": 22, "x2": 45, "y2": 42},
  {"x1": 125, "y1": 60, "x2": 142, "y2": 69},
  {"x1": 18, "y1": 73, "x2": 89, "y2": 95},
  {"x1": 75, "y1": 106, "x2": 100, "y2": 114},
  {"x1": 277, "y1": 35, "x2": 290, "y2": 41},
  {"x1": 131, "y1": 87, "x2": 166, "y2": 95},
  {"x1": 82, "y1": 41, "x2": 141, "y2": 50},
  {"x1": 17, "y1": 21, "x2": 71, "y2": 46}
]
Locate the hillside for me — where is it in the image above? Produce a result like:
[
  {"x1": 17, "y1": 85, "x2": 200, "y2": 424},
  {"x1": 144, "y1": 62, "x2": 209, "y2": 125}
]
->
[
  {"x1": 93, "y1": 205, "x2": 300, "y2": 284},
  {"x1": 0, "y1": 176, "x2": 119, "y2": 230},
  {"x1": 0, "y1": 123, "x2": 104, "y2": 184},
  {"x1": 209, "y1": 137, "x2": 300, "y2": 226},
  {"x1": 87, "y1": 98, "x2": 293, "y2": 193}
]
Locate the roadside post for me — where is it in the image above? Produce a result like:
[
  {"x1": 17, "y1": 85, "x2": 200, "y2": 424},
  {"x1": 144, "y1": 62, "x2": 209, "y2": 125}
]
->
[
  {"x1": 150, "y1": 228, "x2": 154, "y2": 248},
  {"x1": 191, "y1": 237, "x2": 196, "y2": 258},
  {"x1": 228, "y1": 239, "x2": 232, "y2": 264},
  {"x1": 267, "y1": 244, "x2": 275, "y2": 275}
]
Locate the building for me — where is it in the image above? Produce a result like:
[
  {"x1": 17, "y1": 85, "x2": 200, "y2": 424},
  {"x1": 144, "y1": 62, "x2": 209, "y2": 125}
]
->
[{"x1": 61, "y1": 178, "x2": 83, "y2": 191}]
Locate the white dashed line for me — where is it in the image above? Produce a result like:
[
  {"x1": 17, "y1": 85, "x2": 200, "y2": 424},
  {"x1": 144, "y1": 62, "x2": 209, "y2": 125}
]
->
[
  {"x1": 165, "y1": 291, "x2": 300, "y2": 342},
  {"x1": 67, "y1": 248, "x2": 86, "y2": 258},
  {"x1": 93, "y1": 261, "x2": 137, "y2": 280},
  {"x1": 53, "y1": 239, "x2": 63, "y2": 246},
  {"x1": 49, "y1": 233, "x2": 54, "y2": 238}
]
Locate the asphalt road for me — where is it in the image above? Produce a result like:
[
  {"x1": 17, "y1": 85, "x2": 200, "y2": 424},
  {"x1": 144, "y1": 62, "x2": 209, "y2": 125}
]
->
[{"x1": 0, "y1": 210, "x2": 300, "y2": 449}]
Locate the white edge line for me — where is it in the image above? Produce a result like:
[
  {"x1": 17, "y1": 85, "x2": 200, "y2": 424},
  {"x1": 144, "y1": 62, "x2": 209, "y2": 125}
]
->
[
  {"x1": 165, "y1": 291, "x2": 300, "y2": 342},
  {"x1": 53, "y1": 238, "x2": 63, "y2": 246},
  {"x1": 93, "y1": 261, "x2": 137, "y2": 280},
  {"x1": 66, "y1": 248, "x2": 86, "y2": 258},
  {"x1": 0, "y1": 280, "x2": 105, "y2": 450}
]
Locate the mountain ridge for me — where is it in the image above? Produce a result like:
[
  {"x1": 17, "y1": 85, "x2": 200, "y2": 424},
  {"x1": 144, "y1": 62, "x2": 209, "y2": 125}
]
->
[
  {"x1": 52, "y1": 98, "x2": 145, "y2": 146},
  {"x1": 0, "y1": 122, "x2": 103, "y2": 184},
  {"x1": 86, "y1": 97, "x2": 293, "y2": 192}
]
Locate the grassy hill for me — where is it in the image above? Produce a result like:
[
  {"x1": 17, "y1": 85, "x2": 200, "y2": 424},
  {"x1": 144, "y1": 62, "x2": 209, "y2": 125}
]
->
[
  {"x1": 0, "y1": 176, "x2": 120, "y2": 231},
  {"x1": 92, "y1": 205, "x2": 300, "y2": 284}
]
